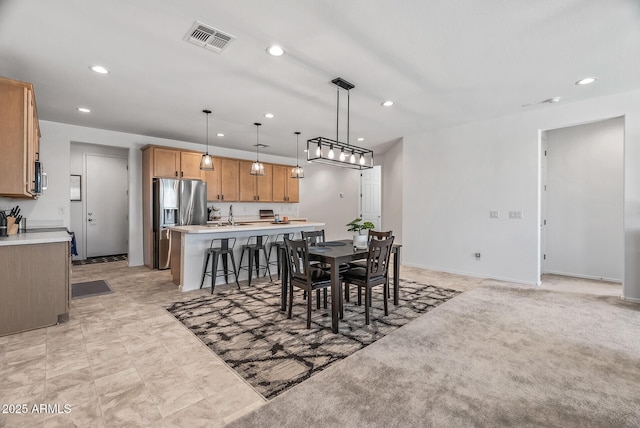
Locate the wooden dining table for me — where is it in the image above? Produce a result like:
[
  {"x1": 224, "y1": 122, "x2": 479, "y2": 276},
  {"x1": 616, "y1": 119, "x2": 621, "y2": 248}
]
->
[{"x1": 279, "y1": 239, "x2": 402, "y2": 333}]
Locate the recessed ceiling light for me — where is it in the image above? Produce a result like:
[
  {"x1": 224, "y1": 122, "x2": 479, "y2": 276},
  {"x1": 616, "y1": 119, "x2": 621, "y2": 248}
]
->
[
  {"x1": 77, "y1": 107, "x2": 91, "y2": 113},
  {"x1": 381, "y1": 100, "x2": 394, "y2": 107},
  {"x1": 264, "y1": 113, "x2": 274, "y2": 119},
  {"x1": 357, "y1": 137, "x2": 364, "y2": 142},
  {"x1": 89, "y1": 65, "x2": 109, "y2": 74},
  {"x1": 575, "y1": 77, "x2": 597, "y2": 85},
  {"x1": 266, "y1": 45, "x2": 285, "y2": 56},
  {"x1": 547, "y1": 97, "x2": 562, "y2": 103}
]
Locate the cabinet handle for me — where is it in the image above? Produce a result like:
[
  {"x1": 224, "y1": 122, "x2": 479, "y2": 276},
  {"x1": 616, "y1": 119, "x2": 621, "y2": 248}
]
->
[
  {"x1": 175, "y1": 171, "x2": 178, "y2": 177},
  {"x1": 181, "y1": 171, "x2": 184, "y2": 177},
  {"x1": 216, "y1": 195, "x2": 220, "y2": 200},
  {"x1": 221, "y1": 195, "x2": 224, "y2": 200}
]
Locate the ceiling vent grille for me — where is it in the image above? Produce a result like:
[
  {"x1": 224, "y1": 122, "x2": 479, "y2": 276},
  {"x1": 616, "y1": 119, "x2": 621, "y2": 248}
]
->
[{"x1": 184, "y1": 21, "x2": 235, "y2": 53}]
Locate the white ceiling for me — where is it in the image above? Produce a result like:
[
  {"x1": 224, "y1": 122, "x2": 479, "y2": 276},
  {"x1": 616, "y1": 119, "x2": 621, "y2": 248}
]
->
[{"x1": 0, "y1": 0, "x2": 638, "y2": 157}]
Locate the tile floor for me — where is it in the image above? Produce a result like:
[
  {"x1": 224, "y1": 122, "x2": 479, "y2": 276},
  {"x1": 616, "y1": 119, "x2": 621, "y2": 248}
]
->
[{"x1": 0, "y1": 260, "x2": 622, "y2": 427}]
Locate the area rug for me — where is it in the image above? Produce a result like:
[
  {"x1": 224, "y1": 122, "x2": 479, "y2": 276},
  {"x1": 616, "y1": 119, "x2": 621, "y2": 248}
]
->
[
  {"x1": 165, "y1": 279, "x2": 460, "y2": 399},
  {"x1": 72, "y1": 254, "x2": 127, "y2": 265},
  {"x1": 71, "y1": 279, "x2": 113, "y2": 299}
]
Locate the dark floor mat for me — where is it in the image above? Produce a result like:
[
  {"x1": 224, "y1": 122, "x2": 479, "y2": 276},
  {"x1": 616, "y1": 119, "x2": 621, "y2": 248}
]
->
[{"x1": 71, "y1": 280, "x2": 113, "y2": 299}]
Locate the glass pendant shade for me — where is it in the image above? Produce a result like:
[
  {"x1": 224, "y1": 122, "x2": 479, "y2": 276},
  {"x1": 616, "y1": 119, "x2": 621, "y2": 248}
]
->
[
  {"x1": 339, "y1": 148, "x2": 346, "y2": 161},
  {"x1": 359, "y1": 154, "x2": 365, "y2": 165},
  {"x1": 250, "y1": 122, "x2": 266, "y2": 176},
  {"x1": 251, "y1": 161, "x2": 265, "y2": 176},
  {"x1": 328, "y1": 145, "x2": 335, "y2": 159},
  {"x1": 349, "y1": 151, "x2": 356, "y2": 164},
  {"x1": 200, "y1": 154, "x2": 214, "y2": 170},
  {"x1": 200, "y1": 109, "x2": 214, "y2": 171},
  {"x1": 291, "y1": 165, "x2": 305, "y2": 178},
  {"x1": 291, "y1": 131, "x2": 304, "y2": 179}
]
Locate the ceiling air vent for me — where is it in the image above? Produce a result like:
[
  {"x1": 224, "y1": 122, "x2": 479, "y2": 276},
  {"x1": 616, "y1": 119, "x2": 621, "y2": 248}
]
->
[{"x1": 184, "y1": 21, "x2": 235, "y2": 53}]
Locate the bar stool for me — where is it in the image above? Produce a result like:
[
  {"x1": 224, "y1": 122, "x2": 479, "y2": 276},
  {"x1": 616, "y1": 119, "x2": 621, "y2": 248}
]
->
[
  {"x1": 238, "y1": 235, "x2": 272, "y2": 286},
  {"x1": 267, "y1": 232, "x2": 293, "y2": 279},
  {"x1": 200, "y1": 237, "x2": 240, "y2": 293}
]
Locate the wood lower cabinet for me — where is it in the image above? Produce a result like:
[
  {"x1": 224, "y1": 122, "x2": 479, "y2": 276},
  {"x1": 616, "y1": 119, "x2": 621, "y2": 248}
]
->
[
  {"x1": 272, "y1": 164, "x2": 300, "y2": 203},
  {"x1": 0, "y1": 76, "x2": 41, "y2": 198},
  {"x1": 239, "y1": 161, "x2": 272, "y2": 202},
  {"x1": 151, "y1": 147, "x2": 203, "y2": 179},
  {"x1": 204, "y1": 157, "x2": 239, "y2": 201},
  {"x1": 0, "y1": 241, "x2": 70, "y2": 336}
]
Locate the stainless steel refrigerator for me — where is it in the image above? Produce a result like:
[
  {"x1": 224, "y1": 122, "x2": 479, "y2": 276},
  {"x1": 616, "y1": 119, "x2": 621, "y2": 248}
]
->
[{"x1": 153, "y1": 178, "x2": 207, "y2": 269}]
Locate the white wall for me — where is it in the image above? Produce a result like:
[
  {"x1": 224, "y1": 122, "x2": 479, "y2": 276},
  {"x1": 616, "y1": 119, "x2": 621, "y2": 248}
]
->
[
  {"x1": 380, "y1": 139, "x2": 403, "y2": 245},
  {"x1": 403, "y1": 89, "x2": 640, "y2": 303},
  {"x1": 298, "y1": 162, "x2": 360, "y2": 241},
  {"x1": 544, "y1": 118, "x2": 623, "y2": 281}
]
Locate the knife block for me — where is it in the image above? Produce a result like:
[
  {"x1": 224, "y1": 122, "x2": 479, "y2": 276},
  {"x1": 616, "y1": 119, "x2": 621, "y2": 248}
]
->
[{"x1": 7, "y1": 217, "x2": 18, "y2": 235}]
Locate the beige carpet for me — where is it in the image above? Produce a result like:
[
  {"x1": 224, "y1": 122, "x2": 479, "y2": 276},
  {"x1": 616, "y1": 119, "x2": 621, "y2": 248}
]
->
[{"x1": 227, "y1": 284, "x2": 640, "y2": 428}]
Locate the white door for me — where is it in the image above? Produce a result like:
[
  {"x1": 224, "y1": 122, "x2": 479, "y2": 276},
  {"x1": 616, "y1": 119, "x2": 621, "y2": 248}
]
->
[
  {"x1": 86, "y1": 155, "x2": 128, "y2": 257},
  {"x1": 360, "y1": 165, "x2": 382, "y2": 230}
]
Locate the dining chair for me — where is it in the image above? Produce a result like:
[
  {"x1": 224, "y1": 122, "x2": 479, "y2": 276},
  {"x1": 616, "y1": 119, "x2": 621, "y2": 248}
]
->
[
  {"x1": 342, "y1": 236, "x2": 395, "y2": 325},
  {"x1": 346, "y1": 229, "x2": 393, "y2": 303},
  {"x1": 301, "y1": 229, "x2": 325, "y2": 245},
  {"x1": 283, "y1": 237, "x2": 336, "y2": 329}
]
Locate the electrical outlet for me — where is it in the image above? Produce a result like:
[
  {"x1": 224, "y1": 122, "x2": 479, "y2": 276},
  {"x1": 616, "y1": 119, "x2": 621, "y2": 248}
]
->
[
  {"x1": 58, "y1": 207, "x2": 64, "y2": 215},
  {"x1": 509, "y1": 210, "x2": 523, "y2": 219},
  {"x1": 489, "y1": 211, "x2": 499, "y2": 219}
]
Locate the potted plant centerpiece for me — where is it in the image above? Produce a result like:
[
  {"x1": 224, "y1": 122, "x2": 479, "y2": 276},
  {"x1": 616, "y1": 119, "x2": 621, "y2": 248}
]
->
[{"x1": 346, "y1": 218, "x2": 375, "y2": 249}]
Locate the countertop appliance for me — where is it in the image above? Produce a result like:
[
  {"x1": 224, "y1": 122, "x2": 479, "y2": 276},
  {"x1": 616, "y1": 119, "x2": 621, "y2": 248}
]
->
[
  {"x1": 259, "y1": 209, "x2": 275, "y2": 219},
  {"x1": 153, "y1": 178, "x2": 207, "y2": 269}
]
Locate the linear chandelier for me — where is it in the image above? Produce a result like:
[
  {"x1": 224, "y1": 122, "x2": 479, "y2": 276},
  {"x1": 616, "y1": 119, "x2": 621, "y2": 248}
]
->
[{"x1": 307, "y1": 77, "x2": 373, "y2": 170}]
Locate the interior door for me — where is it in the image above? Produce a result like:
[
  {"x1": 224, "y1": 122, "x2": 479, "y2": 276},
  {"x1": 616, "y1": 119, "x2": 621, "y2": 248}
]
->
[
  {"x1": 360, "y1": 165, "x2": 382, "y2": 230},
  {"x1": 86, "y1": 155, "x2": 128, "y2": 257}
]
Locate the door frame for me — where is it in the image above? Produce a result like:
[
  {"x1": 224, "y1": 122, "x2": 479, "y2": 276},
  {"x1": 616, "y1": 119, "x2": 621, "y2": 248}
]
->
[
  {"x1": 83, "y1": 153, "x2": 129, "y2": 258},
  {"x1": 359, "y1": 165, "x2": 382, "y2": 230},
  {"x1": 537, "y1": 116, "x2": 625, "y2": 286}
]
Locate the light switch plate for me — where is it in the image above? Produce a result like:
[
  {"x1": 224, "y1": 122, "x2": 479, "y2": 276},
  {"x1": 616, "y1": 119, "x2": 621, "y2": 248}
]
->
[
  {"x1": 489, "y1": 211, "x2": 499, "y2": 219},
  {"x1": 509, "y1": 210, "x2": 523, "y2": 219}
]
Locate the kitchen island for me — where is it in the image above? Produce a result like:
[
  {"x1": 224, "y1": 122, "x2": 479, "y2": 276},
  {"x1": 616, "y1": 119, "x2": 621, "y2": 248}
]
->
[
  {"x1": 0, "y1": 230, "x2": 71, "y2": 336},
  {"x1": 169, "y1": 221, "x2": 325, "y2": 291}
]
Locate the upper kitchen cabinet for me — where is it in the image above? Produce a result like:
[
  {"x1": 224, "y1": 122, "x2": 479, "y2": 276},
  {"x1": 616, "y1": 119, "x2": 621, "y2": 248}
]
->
[
  {"x1": 204, "y1": 157, "x2": 239, "y2": 202},
  {"x1": 239, "y1": 160, "x2": 272, "y2": 202},
  {"x1": 148, "y1": 146, "x2": 203, "y2": 180},
  {"x1": 0, "y1": 76, "x2": 41, "y2": 198},
  {"x1": 272, "y1": 164, "x2": 299, "y2": 203}
]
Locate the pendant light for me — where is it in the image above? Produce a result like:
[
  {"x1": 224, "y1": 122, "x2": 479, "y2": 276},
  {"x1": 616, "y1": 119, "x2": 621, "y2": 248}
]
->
[
  {"x1": 199, "y1": 109, "x2": 214, "y2": 171},
  {"x1": 291, "y1": 131, "x2": 305, "y2": 178},
  {"x1": 307, "y1": 77, "x2": 373, "y2": 169},
  {"x1": 250, "y1": 122, "x2": 265, "y2": 176}
]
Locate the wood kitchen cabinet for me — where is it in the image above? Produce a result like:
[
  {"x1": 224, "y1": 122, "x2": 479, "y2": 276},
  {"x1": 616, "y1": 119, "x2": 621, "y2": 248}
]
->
[
  {"x1": 204, "y1": 157, "x2": 240, "y2": 201},
  {"x1": 151, "y1": 147, "x2": 203, "y2": 180},
  {"x1": 0, "y1": 76, "x2": 41, "y2": 198},
  {"x1": 272, "y1": 164, "x2": 300, "y2": 203},
  {"x1": 239, "y1": 160, "x2": 272, "y2": 202}
]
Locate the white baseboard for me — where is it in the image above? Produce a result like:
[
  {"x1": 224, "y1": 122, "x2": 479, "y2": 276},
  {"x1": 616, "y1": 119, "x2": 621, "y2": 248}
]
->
[
  {"x1": 401, "y1": 262, "x2": 539, "y2": 286},
  {"x1": 622, "y1": 295, "x2": 640, "y2": 304},
  {"x1": 542, "y1": 270, "x2": 622, "y2": 284}
]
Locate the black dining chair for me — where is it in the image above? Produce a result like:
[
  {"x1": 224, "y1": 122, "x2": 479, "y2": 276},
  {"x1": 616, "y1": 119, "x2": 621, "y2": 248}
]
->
[
  {"x1": 342, "y1": 236, "x2": 395, "y2": 325},
  {"x1": 283, "y1": 237, "x2": 337, "y2": 329},
  {"x1": 346, "y1": 230, "x2": 393, "y2": 303}
]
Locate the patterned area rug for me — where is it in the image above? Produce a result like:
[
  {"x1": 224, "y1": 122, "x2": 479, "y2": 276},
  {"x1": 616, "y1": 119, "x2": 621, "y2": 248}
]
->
[
  {"x1": 165, "y1": 279, "x2": 460, "y2": 399},
  {"x1": 72, "y1": 254, "x2": 128, "y2": 265}
]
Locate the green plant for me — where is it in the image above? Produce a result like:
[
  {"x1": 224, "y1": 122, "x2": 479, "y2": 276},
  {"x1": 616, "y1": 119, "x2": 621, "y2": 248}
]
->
[{"x1": 346, "y1": 218, "x2": 375, "y2": 234}]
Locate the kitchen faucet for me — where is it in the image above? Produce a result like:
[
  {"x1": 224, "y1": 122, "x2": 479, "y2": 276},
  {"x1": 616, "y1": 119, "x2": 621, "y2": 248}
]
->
[{"x1": 228, "y1": 205, "x2": 234, "y2": 226}]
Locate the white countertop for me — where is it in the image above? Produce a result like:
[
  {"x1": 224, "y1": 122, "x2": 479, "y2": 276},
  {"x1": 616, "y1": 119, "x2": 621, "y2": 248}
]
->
[
  {"x1": 170, "y1": 221, "x2": 324, "y2": 234},
  {"x1": 0, "y1": 231, "x2": 71, "y2": 246}
]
